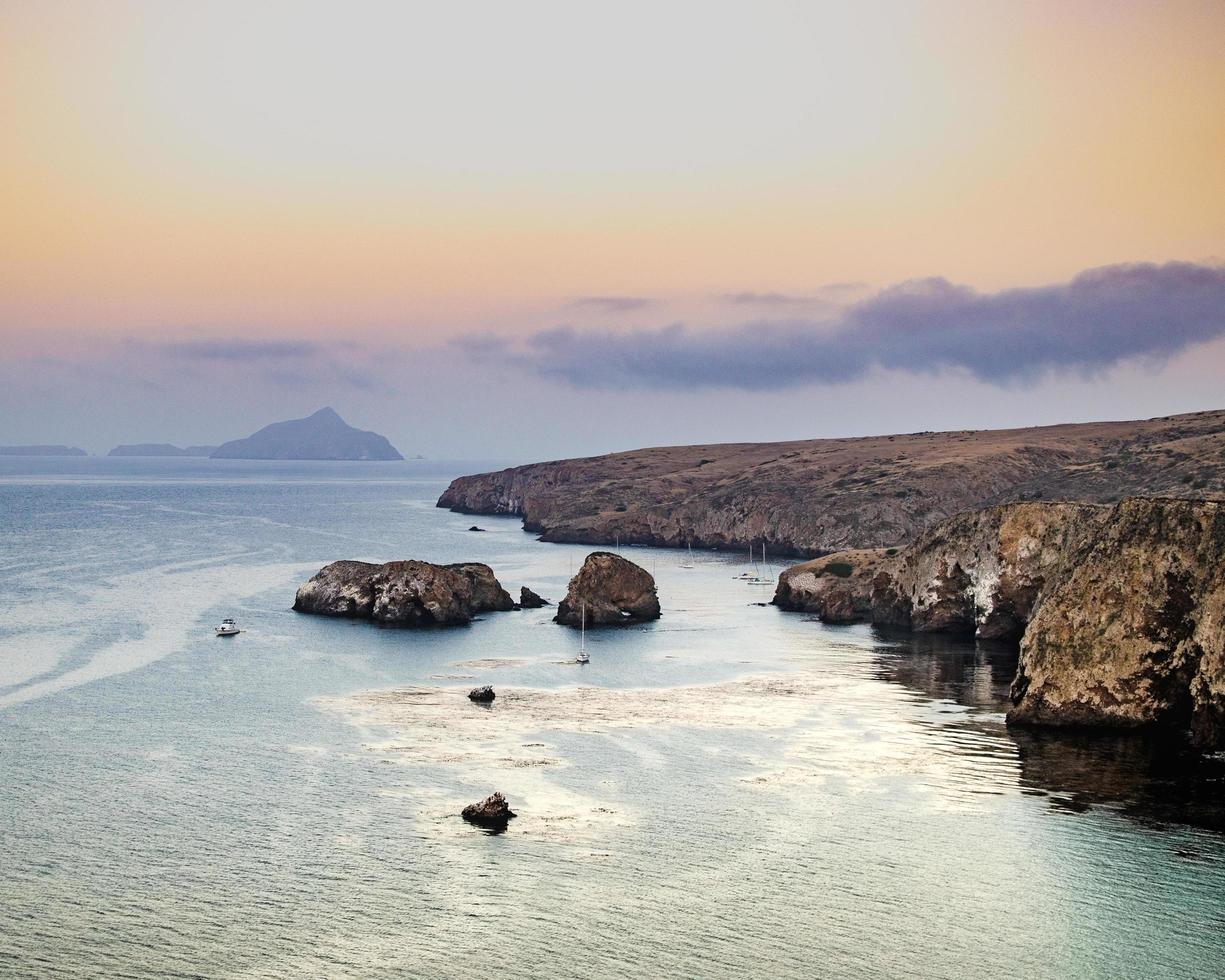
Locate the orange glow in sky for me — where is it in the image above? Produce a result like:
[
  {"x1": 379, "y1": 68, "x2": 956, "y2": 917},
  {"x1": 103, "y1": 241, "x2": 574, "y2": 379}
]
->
[{"x1": 3, "y1": 0, "x2": 1223, "y2": 349}]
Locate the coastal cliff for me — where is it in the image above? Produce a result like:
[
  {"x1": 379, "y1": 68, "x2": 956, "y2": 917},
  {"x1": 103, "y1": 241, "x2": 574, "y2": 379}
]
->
[
  {"x1": 437, "y1": 410, "x2": 1225, "y2": 556},
  {"x1": 774, "y1": 497, "x2": 1224, "y2": 749},
  {"x1": 1009, "y1": 498, "x2": 1223, "y2": 747}
]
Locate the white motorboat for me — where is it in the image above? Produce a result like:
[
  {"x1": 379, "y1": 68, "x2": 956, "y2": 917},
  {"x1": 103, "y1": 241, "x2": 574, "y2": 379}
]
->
[{"x1": 215, "y1": 618, "x2": 240, "y2": 636}]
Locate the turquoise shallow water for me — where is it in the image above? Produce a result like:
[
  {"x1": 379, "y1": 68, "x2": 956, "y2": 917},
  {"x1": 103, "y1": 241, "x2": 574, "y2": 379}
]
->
[{"x1": 1, "y1": 458, "x2": 1223, "y2": 979}]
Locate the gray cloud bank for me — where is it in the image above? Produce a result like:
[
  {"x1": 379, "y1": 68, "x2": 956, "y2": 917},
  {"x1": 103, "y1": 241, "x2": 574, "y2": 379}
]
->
[{"x1": 479, "y1": 262, "x2": 1225, "y2": 390}]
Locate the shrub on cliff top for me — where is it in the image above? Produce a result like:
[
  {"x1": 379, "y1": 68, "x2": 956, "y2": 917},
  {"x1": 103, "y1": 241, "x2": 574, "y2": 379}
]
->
[{"x1": 824, "y1": 561, "x2": 854, "y2": 578}]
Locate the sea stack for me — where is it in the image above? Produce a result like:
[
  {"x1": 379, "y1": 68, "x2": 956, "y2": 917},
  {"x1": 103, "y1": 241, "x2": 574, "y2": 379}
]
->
[{"x1": 555, "y1": 552, "x2": 660, "y2": 627}]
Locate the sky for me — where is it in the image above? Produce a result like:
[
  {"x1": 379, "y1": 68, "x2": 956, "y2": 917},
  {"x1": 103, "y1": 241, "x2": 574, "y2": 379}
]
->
[{"x1": 2, "y1": 0, "x2": 1223, "y2": 458}]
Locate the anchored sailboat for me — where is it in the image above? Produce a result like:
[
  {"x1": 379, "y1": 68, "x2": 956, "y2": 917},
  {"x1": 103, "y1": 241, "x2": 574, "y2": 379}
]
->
[{"x1": 576, "y1": 603, "x2": 590, "y2": 664}]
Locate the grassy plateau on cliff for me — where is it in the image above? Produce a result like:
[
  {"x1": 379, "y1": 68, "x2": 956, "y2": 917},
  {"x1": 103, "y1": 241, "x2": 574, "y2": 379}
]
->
[{"x1": 438, "y1": 410, "x2": 1225, "y2": 556}]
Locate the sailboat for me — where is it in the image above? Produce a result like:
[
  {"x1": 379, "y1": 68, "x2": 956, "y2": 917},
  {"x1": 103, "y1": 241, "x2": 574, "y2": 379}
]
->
[
  {"x1": 745, "y1": 542, "x2": 771, "y2": 584},
  {"x1": 735, "y1": 543, "x2": 755, "y2": 579},
  {"x1": 576, "y1": 603, "x2": 590, "y2": 664},
  {"x1": 680, "y1": 540, "x2": 695, "y2": 569}
]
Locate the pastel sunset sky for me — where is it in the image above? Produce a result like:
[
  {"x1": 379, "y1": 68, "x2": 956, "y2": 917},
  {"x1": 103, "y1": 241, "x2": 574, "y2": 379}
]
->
[{"x1": 2, "y1": 0, "x2": 1223, "y2": 456}]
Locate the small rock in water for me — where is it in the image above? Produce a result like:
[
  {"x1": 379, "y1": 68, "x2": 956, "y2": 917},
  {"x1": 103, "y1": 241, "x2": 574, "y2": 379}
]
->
[
  {"x1": 519, "y1": 586, "x2": 550, "y2": 609},
  {"x1": 468, "y1": 685, "x2": 495, "y2": 703},
  {"x1": 461, "y1": 791, "x2": 516, "y2": 831},
  {"x1": 468, "y1": 525, "x2": 486, "y2": 532}
]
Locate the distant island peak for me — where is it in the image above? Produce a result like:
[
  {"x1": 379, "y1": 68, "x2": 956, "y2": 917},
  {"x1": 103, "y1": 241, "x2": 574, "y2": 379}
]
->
[{"x1": 210, "y1": 408, "x2": 403, "y2": 460}]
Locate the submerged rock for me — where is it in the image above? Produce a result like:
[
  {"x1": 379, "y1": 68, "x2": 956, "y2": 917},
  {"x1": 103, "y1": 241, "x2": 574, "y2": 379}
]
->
[
  {"x1": 461, "y1": 791, "x2": 516, "y2": 831},
  {"x1": 519, "y1": 586, "x2": 550, "y2": 609},
  {"x1": 468, "y1": 685, "x2": 495, "y2": 703},
  {"x1": 293, "y1": 559, "x2": 513, "y2": 627},
  {"x1": 555, "y1": 552, "x2": 661, "y2": 627},
  {"x1": 468, "y1": 525, "x2": 486, "y2": 532}
]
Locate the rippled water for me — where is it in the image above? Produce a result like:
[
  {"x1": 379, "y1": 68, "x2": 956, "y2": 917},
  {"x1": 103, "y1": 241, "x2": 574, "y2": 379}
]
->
[{"x1": 1, "y1": 458, "x2": 1223, "y2": 978}]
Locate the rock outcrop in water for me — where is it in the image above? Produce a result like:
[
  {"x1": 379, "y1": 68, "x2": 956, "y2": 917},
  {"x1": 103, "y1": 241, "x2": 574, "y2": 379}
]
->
[
  {"x1": 519, "y1": 587, "x2": 549, "y2": 609},
  {"x1": 436, "y1": 410, "x2": 1225, "y2": 556},
  {"x1": 461, "y1": 791, "x2": 516, "y2": 831},
  {"x1": 212, "y1": 407, "x2": 403, "y2": 460},
  {"x1": 555, "y1": 552, "x2": 660, "y2": 627},
  {"x1": 772, "y1": 549, "x2": 893, "y2": 623},
  {"x1": 293, "y1": 559, "x2": 513, "y2": 626},
  {"x1": 468, "y1": 686, "x2": 495, "y2": 703},
  {"x1": 775, "y1": 497, "x2": 1225, "y2": 749}
]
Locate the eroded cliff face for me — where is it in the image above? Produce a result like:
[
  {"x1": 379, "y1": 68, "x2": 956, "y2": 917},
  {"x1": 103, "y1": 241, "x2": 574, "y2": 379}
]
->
[
  {"x1": 773, "y1": 502, "x2": 1104, "y2": 637},
  {"x1": 437, "y1": 410, "x2": 1225, "y2": 556},
  {"x1": 774, "y1": 498, "x2": 1225, "y2": 749},
  {"x1": 875, "y1": 502, "x2": 1107, "y2": 639},
  {"x1": 293, "y1": 559, "x2": 512, "y2": 627},
  {"x1": 1008, "y1": 498, "x2": 1224, "y2": 748}
]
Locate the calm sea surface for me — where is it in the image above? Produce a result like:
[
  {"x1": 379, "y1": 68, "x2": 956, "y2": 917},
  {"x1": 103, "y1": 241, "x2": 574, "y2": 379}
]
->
[{"x1": 1, "y1": 458, "x2": 1223, "y2": 979}]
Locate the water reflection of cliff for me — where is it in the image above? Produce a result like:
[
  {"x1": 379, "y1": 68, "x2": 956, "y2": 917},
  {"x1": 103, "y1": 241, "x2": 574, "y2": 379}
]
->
[{"x1": 871, "y1": 628, "x2": 1225, "y2": 834}]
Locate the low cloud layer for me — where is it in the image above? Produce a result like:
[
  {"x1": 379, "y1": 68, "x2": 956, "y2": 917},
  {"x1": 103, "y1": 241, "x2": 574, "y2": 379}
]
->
[
  {"x1": 160, "y1": 339, "x2": 322, "y2": 360},
  {"x1": 487, "y1": 262, "x2": 1225, "y2": 390},
  {"x1": 123, "y1": 337, "x2": 386, "y2": 392},
  {"x1": 568, "y1": 295, "x2": 656, "y2": 312}
]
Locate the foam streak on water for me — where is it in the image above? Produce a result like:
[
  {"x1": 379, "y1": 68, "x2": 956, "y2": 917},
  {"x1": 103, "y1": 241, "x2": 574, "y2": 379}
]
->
[{"x1": 0, "y1": 457, "x2": 1223, "y2": 979}]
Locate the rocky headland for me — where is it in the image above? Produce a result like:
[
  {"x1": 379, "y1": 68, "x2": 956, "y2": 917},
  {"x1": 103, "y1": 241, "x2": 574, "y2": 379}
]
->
[
  {"x1": 437, "y1": 410, "x2": 1225, "y2": 556},
  {"x1": 773, "y1": 497, "x2": 1224, "y2": 749},
  {"x1": 555, "y1": 552, "x2": 661, "y2": 627},
  {"x1": 293, "y1": 559, "x2": 513, "y2": 626}
]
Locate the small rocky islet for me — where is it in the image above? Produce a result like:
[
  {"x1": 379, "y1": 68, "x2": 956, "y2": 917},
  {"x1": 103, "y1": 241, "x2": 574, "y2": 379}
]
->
[{"x1": 292, "y1": 552, "x2": 657, "y2": 629}]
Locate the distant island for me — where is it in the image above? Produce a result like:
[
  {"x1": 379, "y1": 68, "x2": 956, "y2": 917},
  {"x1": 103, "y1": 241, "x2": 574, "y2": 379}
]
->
[
  {"x1": 0, "y1": 445, "x2": 88, "y2": 456},
  {"x1": 108, "y1": 443, "x2": 218, "y2": 457},
  {"x1": 210, "y1": 407, "x2": 403, "y2": 460}
]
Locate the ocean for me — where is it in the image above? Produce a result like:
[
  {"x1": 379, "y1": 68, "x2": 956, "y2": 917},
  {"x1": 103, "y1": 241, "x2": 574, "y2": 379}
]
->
[{"x1": 1, "y1": 458, "x2": 1222, "y2": 978}]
